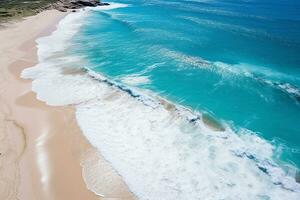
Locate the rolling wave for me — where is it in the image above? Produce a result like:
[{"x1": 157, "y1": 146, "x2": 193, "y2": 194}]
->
[{"x1": 158, "y1": 47, "x2": 300, "y2": 103}]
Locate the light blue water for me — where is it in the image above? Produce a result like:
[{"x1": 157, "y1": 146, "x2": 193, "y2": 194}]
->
[{"x1": 71, "y1": 0, "x2": 300, "y2": 168}]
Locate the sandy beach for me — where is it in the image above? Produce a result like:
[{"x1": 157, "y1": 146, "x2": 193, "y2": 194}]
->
[{"x1": 0, "y1": 9, "x2": 135, "y2": 200}]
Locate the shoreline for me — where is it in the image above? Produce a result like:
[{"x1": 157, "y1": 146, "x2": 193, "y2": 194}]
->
[{"x1": 0, "y1": 9, "x2": 134, "y2": 200}]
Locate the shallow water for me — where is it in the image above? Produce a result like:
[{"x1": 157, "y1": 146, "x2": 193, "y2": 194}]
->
[{"x1": 22, "y1": 1, "x2": 300, "y2": 199}]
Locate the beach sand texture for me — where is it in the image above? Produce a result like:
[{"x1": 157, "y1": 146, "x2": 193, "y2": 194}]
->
[{"x1": 0, "y1": 9, "x2": 135, "y2": 200}]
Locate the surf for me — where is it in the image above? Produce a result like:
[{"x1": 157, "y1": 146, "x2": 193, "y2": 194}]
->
[{"x1": 21, "y1": 3, "x2": 300, "y2": 199}]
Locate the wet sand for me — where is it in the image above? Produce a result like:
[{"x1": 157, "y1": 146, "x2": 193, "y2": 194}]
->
[{"x1": 0, "y1": 9, "x2": 135, "y2": 200}]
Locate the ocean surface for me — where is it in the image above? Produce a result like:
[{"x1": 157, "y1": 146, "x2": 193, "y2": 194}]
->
[{"x1": 22, "y1": 0, "x2": 300, "y2": 199}]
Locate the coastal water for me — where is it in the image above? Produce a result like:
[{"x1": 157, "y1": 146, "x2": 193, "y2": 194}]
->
[{"x1": 22, "y1": 1, "x2": 300, "y2": 199}]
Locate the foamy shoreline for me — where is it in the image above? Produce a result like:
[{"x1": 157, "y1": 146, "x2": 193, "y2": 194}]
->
[
  {"x1": 3, "y1": 3, "x2": 300, "y2": 200},
  {"x1": 19, "y1": 4, "x2": 300, "y2": 199},
  {"x1": 0, "y1": 9, "x2": 134, "y2": 200}
]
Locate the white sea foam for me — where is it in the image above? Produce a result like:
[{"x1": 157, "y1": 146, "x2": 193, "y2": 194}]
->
[
  {"x1": 120, "y1": 75, "x2": 151, "y2": 86},
  {"x1": 22, "y1": 4, "x2": 300, "y2": 200},
  {"x1": 90, "y1": 2, "x2": 129, "y2": 11},
  {"x1": 117, "y1": 62, "x2": 166, "y2": 86}
]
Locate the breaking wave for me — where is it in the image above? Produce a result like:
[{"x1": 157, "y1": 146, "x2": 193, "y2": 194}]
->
[{"x1": 21, "y1": 4, "x2": 300, "y2": 200}]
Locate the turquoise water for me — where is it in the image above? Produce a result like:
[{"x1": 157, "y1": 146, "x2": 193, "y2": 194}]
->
[{"x1": 72, "y1": 0, "x2": 300, "y2": 168}]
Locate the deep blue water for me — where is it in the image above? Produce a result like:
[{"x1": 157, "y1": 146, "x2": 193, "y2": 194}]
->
[{"x1": 72, "y1": 0, "x2": 300, "y2": 167}]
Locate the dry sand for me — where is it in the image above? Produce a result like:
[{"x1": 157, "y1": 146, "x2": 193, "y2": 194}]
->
[{"x1": 0, "y1": 9, "x2": 135, "y2": 200}]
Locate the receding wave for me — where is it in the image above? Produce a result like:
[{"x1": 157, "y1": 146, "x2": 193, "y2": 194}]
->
[{"x1": 21, "y1": 6, "x2": 300, "y2": 200}]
